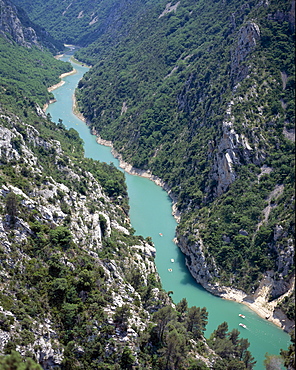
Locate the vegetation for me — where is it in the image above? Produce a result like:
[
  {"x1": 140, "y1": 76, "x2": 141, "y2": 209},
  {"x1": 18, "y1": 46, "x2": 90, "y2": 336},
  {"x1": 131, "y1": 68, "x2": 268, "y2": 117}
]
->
[
  {"x1": 14, "y1": 0, "x2": 295, "y2": 307},
  {"x1": 0, "y1": 36, "x2": 72, "y2": 106},
  {"x1": 280, "y1": 331, "x2": 295, "y2": 370},
  {"x1": 73, "y1": 0, "x2": 295, "y2": 299},
  {"x1": 12, "y1": 0, "x2": 161, "y2": 46},
  {"x1": 0, "y1": 0, "x2": 294, "y2": 368},
  {"x1": 0, "y1": 82, "x2": 257, "y2": 368},
  {"x1": 0, "y1": 351, "x2": 42, "y2": 369},
  {"x1": 0, "y1": 19, "x2": 256, "y2": 367}
]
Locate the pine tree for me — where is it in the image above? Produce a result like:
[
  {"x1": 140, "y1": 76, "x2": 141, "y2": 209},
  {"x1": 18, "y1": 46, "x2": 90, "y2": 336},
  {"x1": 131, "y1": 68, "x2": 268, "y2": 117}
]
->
[
  {"x1": 5, "y1": 191, "x2": 19, "y2": 227},
  {"x1": 0, "y1": 350, "x2": 42, "y2": 370}
]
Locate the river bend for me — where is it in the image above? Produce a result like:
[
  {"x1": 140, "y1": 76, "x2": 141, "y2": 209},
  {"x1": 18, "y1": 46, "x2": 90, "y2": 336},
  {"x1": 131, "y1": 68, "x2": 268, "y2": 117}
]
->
[{"x1": 46, "y1": 49, "x2": 290, "y2": 369}]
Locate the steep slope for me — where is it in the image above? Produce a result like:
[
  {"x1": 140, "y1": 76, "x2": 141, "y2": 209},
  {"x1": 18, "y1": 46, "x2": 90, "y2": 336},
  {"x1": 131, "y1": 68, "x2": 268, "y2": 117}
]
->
[
  {"x1": 15, "y1": 0, "x2": 294, "y2": 332},
  {"x1": 0, "y1": 36, "x2": 72, "y2": 106},
  {"x1": 0, "y1": 0, "x2": 63, "y2": 51},
  {"x1": 74, "y1": 0, "x2": 295, "y2": 329},
  {"x1": 0, "y1": 0, "x2": 72, "y2": 105},
  {"x1": 14, "y1": 0, "x2": 295, "y2": 330},
  {"x1": 0, "y1": 91, "x2": 160, "y2": 368},
  {"x1": 13, "y1": 0, "x2": 160, "y2": 46},
  {"x1": 0, "y1": 3, "x2": 261, "y2": 369},
  {"x1": 0, "y1": 89, "x2": 257, "y2": 369}
]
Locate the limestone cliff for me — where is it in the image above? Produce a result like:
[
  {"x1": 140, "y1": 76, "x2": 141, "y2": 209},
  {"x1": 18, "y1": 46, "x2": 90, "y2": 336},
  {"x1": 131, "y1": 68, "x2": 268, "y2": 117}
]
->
[
  {"x1": 0, "y1": 0, "x2": 40, "y2": 47},
  {"x1": 0, "y1": 106, "x2": 166, "y2": 368},
  {"x1": 0, "y1": 0, "x2": 61, "y2": 51},
  {"x1": 177, "y1": 230, "x2": 294, "y2": 333},
  {"x1": 175, "y1": 5, "x2": 295, "y2": 332}
]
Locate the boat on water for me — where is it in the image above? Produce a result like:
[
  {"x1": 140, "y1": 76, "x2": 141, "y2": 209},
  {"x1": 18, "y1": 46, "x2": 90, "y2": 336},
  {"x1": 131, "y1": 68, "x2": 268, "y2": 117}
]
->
[
  {"x1": 159, "y1": 233, "x2": 163, "y2": 236},
  {"x1": 168, "y1": 268, "x2": 172, "y2": 272},
  {"x1": 171, "y1": 259, "x2": 174, "y2": 263},
  {"x1": 239, "y1": 323, "x2": 247, "y2": 329},
  {"x1": 239, "y1": 314, "x2": 245, "y2": 318}
]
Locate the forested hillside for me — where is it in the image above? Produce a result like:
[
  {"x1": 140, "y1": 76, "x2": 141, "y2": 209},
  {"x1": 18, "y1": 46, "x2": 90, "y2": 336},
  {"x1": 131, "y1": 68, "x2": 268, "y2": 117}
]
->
[
  {"x1": 0, "y1": 0, "x2": 295, "y2": 368},
  {"x1": 0, "y1": 1, "x2": 267, "y2": 368},
  {"x1": 73, "y1": 0, "x2": 295, "y2": 327},
  {"x1": 12, "y1": 0, "x2": 160, "y2": 46},
  {"x1": 0, "y1": 37, "x2": 72, "y2": 105},
  {"x1": 0, "y1": 0, "x2": 64, "y2": 51},
  {"x1": 2, "y1": 80, "x2": 237, "y2": 369},
  {"x1": 0, "y1": 0, "x2": 72, "y2": 105},
  {"x1": 15, "y1": 0, "x2": 295, "y2": 339}
]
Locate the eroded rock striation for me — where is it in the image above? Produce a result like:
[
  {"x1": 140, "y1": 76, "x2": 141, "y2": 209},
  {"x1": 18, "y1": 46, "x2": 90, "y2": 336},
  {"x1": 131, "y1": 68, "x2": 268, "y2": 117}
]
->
[{"x1": 0, "y1": 0, "x2": 39, "y2": 47}]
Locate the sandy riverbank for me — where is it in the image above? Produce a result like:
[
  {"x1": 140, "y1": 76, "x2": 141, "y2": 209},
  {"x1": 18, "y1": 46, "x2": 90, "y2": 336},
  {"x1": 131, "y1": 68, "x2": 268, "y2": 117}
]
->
[
  {"x1": 47, "y1": 69, "x2": 77, "y2": 92},
  {"x1": 200, "y1": 276, "x2": 295, "y2": 333},
  {"x1": 72, "y1": 94, "x2": 86, "y2": 123},
  {"x1": 43, "y1": 69, "x2": 77, "y2": 112}
]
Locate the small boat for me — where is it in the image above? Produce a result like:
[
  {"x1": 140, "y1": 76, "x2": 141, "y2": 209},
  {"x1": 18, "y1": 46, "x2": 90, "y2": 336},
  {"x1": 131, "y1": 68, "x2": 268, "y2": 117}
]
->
[
  {"x1": 159, "y1": 233, "x2": 163, "y2": 236},
  {"x1": 239, "y1": 314, "x2": 245, "y2": 318},
  {"x1": 168, "y1": 268, "x2": 172, "y2": 272},
  {"x1": 170, "y1": 259, "x2": 174, "y2": 263},
  {"x1": 239, "y1": 323, "x2": 247, "y2": 329}
]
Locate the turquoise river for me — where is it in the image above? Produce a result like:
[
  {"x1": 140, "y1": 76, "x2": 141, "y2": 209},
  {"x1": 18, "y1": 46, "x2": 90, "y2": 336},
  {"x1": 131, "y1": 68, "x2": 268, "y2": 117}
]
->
[{"x1": 46, "y1": 49, "x2": 291, "y2": 369}]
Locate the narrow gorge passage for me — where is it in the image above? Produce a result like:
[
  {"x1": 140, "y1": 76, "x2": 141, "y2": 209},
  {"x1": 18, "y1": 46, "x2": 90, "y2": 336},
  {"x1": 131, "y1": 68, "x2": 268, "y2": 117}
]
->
[{"x1": 46, "y1": 49, "x2": 291, "y2": 369}]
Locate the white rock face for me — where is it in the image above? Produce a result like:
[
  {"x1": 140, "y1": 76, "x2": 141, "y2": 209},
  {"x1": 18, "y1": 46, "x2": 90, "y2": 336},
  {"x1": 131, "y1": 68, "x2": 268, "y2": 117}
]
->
[
  {"x1": 207, "y1": 101, "x2": 255, "y2": 197},
  {"x1": 0, "y1": 126, "x2": 21, "y2": 161},
  {"x1": 178, "y1": 233, "x2": 219, "y2": 286},
  {"x1": 0, "y1": 0, "x2": 40, "y2": 47},
  {"x1": 158, "y1": 1, "x2": 180, "y2": 18},
  {"x1": 231, "y1": 21, "x2": 261, "y2": 82},
  {"x1": 0, "y1": 112, "x2": 162, "y2": 367}
]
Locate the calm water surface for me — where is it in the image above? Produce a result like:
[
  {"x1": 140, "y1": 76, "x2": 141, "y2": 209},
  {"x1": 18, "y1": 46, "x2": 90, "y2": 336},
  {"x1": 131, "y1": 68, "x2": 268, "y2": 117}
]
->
[{"x1": 46, "y1": 50, "x2": 290, "y2": 369}]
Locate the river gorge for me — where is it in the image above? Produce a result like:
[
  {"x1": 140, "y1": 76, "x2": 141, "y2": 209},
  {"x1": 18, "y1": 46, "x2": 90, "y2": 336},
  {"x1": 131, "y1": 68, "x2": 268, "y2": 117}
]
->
[{"x1": 46, "y1": 49, "x2": 291, "y2": 369}]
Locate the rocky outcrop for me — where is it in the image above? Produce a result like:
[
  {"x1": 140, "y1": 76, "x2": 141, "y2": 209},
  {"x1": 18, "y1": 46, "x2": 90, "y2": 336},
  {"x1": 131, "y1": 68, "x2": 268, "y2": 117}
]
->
[
  {"x1": 158, "y1": 1, "x2": 180, "y2": 18},
  {"x1": 178, "y1": 232, "x2": 219, "y2": 285},
  {"x1": 177, "y1": 230, "x2": 295, "y2": 332},
  {"x1": 206, "y1": 100, "x2": 260, "y2": 197},
  {"x1": 176, "y1": 22, "x2": 263, "y2": 200},
  {"x1": 0, "y1": 307, "x2": 64, "y2": 367},
  {"x1": 0, "y1": 108, "x2": 165, "y2": 367},
  {"x1": 0, "y1": 0, "x2": 40, "y2": 47},
  {"x1": 231, "y1": 21, "x2": 261, "y2": 83},
  {"x1": 0, "y1": 0, "x2": 62, "y2": 51}
]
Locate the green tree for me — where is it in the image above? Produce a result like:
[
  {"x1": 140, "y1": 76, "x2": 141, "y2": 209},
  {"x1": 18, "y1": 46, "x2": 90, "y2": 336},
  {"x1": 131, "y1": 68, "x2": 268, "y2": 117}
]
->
[
  {"x1": 280, "y1": 331, "x2": 295, "y2": 370},
  {"x1": 120, "y1": 346, "x2": 135, "y2": 369},
  {"x1": 49, "y1": 226, "x2": 73, "y2": 250},
  {"x1": 0, "y1": 350, "x2": 42, "y2": 370},
  {"x1": 163, "y1": 328, "x2": 187, "y2": 369},
  {"x1": 153, "y1": 305, "x2": 177, "y2": 343},
  {"x1": 209, "y1": 323, "x2": 255, "y2": 369},
  {"x1": 113, "y1": 304, "x2": 131, "y2": 328},
  {"x1": 228, "y1": 328, "x2": 240, "y2": 346},
  {"x1": 186, "y1": 306, "x2": 208, "y2": 339},
  {"x1": 240, "y1": 339, "x2": 256, "y2": 369},
  {"x1": 176, "y1": 298, "x2": 188, "y2": 320},
  {"x1": 61, "y1": 303, "x2": 79, "y2": 329},
  {"x1": 99, "y1": 214, "x2": 108, "y2": 237},
  {"x1": 50, "y1": 278, "x2": 68, "y2": 304},
  {"x1": 187, "y1": 358, "x2": 209, "y2": 369},
  {"x1": 77, "y1": 269, "x2": 96, "y2": 291},
  {"x1": 212, "y1": 321, "x2": 228, "y2": 339},
  {"x1": 5, "y1": 191, "x2": 19, "y2": 227}
]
